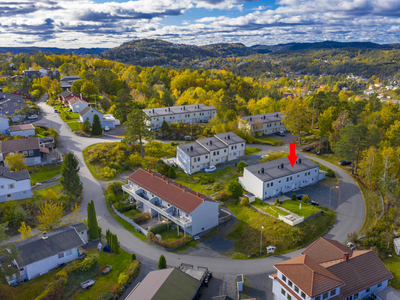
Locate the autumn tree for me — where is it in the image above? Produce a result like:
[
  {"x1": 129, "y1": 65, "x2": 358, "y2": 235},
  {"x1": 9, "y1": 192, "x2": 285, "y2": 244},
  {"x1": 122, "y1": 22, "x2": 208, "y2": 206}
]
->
[
  {"x1": 359, "y1": 146, "x2": 377, "y2": 190},
  {"x1": 81, "y1": 81, "x2": 99, "y2": 98},
  {"x1": 5, "y1": 152, "x2": 27, "y2": 172},
  {"x1": 330, "y1": 111, "x2": 350, "y2": 147},
  {"x1": 45, "y1": 189, "x2": 58, "y2": 201},
  {"x1": 48, "y1": 79, "x2": 62, "y2": 99},
  {"x1": 37, "y1": 202, "x2": 63, "y2": 231},
  {"x1": 282, "y1": 97, "x2": 312, "y2": 144},
  {"x1": 125, "y1": 109, "x2": 153, "y2": 158},
  {"x1": 91, "y1": 114, "x2": 103, "y2": 135},
  {"x1": 60, "y1": 152, "x2": 82, "y2": 199},
  {"x1": 18, "y1": 221, "x2": 33, "y2": 239},
  {"x1": 64, "y1": 203, "x2": 82, "y2": 225},
  {"x1": 115, "y1": 89, "x2": 132, "y2": 123}
]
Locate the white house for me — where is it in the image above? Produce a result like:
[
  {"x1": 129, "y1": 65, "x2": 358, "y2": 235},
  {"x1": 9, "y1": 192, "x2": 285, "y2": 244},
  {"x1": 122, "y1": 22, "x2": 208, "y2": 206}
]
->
[
  {"x1": 68, "y1": 97, "x2": 90, "y2": 113},
  {"x1": 8, "y1": 124, "x2": 35, "y2": 137},
  {"x1": 240, "y1": 112, "x2": 285, "y2": 136},
  {"x1": 79, "y1": 107, "x2": 116, "y2": 129},
  {"x1": 239, "y1": 155, "x2": 324, "y2": 200},
  {"x1": 143, "y1": 104, "x2": 217, "y2": 130},
  {"x1": 270, "y1": 237, "x2": 393, "y2": 300},
  {"x1": 122, "y1": 169, "x2": 220, "y2": 236},
  {"x1": 5, "y1": 222, "x2": 88, "y2": 285},
  {"x1": 0, "y1": 166, "x2": 32, "y2": 202},
  {"x1": 176, "y1": 132, "x2": 246, "y2": 174},
  {"x1": 0, "y1": 115, "x2": 9, "y2": 134}
]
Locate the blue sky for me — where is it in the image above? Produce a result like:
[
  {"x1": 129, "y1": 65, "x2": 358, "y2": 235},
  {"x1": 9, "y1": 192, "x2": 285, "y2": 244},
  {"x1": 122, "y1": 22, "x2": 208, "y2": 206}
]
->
[{"x1": 1, "y1": 0, "x2": 400, "y2": 48}]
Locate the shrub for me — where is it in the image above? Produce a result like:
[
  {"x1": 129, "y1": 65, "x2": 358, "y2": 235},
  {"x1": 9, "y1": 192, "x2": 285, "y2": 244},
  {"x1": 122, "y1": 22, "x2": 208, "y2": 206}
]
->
[
  {"x1": 125, "y1": 260, "x2": 141, "y2": 278},
  {"x1": 215, "y1": 191, "x2": 230, "y2": 201},
  {"x1": 132, "y1": 212, "x2": 151, "y2": 224},
  {"x1": 213, "y1": 182, "x2": 224, "y2": 191},
  {"x1": 110, "y1": 283, "x2": 121, "y2": 294},
  {"x1": 148, "y1": 232, "x2": 189, "y2": 249},
  {"x1": 148, "y1": 222, "x2": 170, "y2": 234},
  {"x1": 98, "y1": 291, "x2": 114, "y2": 300},
  {"x1": 79, "y1": 253, "x2": 99, "y2": 271},
  {"x1": 131, "y1": 253, "x2": 136, "y2": 262},
  {"x1": 237, "y1": 161, "x2": 247, "y2": 173},
  {"x1": 274, "y1": 198, "x2": 280, "y2": 206},
  {"x1": 100, "y1": 166, "x2": 116, "y2": 179},
  {"x1": 109, "y1": 162, "x2": 120, "y2": 170},
  {"x1": 118, "y1": 273, "x2": 129, "y2": 286},
  {"x1": 228, "y1": 180, "x2": 243, "y2": 199},
  {"x1": 302, "y1": 195, "x2": 310, "y2": 203},
  {"x1": 327, "y1": 169, "x2": 335, "y2": 177},
  {"x1": 117, "y1": 203, "x2": 136, "y2": 213},
  {"x1": 158, "y1": 254, "x2": 167, "y2": 269},
  {"x1": 291, "y1": 193, "x2": 297, "y2": 201},
  {"x1": 168, "y1": 167, "x2": 177, "y2": 179},
  {"x1": 199, "y1": 175, "x2": 214, "y2": 185},
  {"x1": 240, "y1": 197, "x2": 250, "y2": 206},
  {"x1": 107, "y1": 181, "x2": 123, "y2": 195}
]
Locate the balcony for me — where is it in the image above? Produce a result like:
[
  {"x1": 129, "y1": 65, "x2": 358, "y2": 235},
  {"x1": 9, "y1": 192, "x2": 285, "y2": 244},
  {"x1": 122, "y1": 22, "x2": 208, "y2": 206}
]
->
[{"x1": 122, "y1": 184, "x2": 191, "y2": 227}]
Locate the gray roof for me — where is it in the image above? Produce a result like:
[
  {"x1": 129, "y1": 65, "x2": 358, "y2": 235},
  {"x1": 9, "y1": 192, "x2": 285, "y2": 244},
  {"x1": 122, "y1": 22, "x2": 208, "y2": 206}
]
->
[
  {"x1": 1, "y1": 137, "x2": 40, "y2": 153},
  {"x1": 177, "y1": 142, "x2": 209, "y2": 157},
  {"x1": 0, "y1": 166, "x2": 30, "y2": 181},
  {"x1": 196, "y1": 137, "x2": 227, "y2": 151},
  {"x1": 15, "y1": 222, "x2": 87, "y2": 267},
  {"x1": 215, "y1": 132, "x2": 245, "y2": 145},
  {"x1": 0, "y1": 95, "x2": 27, "y2": 117},
  {"x1": 0, "y1": 92, "x2": 23, "y2": 102},
  {"x1": 244, "y1": 155, "x2": 319, "y2": 182},
  {"x1": 241, "y1": 112, "x2": 283, "y2": 125},
  {"x1": 376, "y1": 287, "x2": 400, "y2": 300},
  {"x1": 58, "y1": 90, "x2": 74, "y2": 98},
  {"x1": 60, "y1": 76, "x2": 80, "y2": 81},
  {"x1": 79, "y1": 106, "x2": 92, "y2": 117},
  {"x1": 70, "y1": 222, "x2": 88, "y2": 232},
  {"x1": 143, "y1": 104, "x2": 216, "y2": 118}
]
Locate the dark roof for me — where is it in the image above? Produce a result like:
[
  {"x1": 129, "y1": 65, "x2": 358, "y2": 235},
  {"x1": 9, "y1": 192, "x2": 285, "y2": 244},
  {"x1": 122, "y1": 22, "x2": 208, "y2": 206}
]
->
[
  {"x1": 196, "y1": 137, "x2": 228, "y2": 151},
  {"x1": 79, "y1": 106, "x2": 92, "y2": 117},
  {"x1": 61, "y1": 81, "x2": 72, "y2": 88},
  {"x1": 0, "y1": 166, "x2": 30, "y2": 181},
  {"x1": 177, "y1": 142, "x2": 209, "y2": 157},
  {"x1": 215, "y1": 132, "x2": 245, "y2": 145},
  {"x1": 70, "y1": 222, "x2": 88, "y2": 232},
  {"x1": 9, "y1": 124, "x2": 35, "y2": 132},
  {"x1": 1, "y1": 137, "x2": 39, "y2": 153},
  {"x1": 127, "y1": 169, "x2": 215, "y2": 214},
  {"x1": 143, "y1": 104, "x2": 216, "y2": 117},
  {"x1": 125, "y1": 268, "x2": 200, "y2": 300},
  {"x1": 15, "y1": 223, "x2": 86, "y2": 266},
  {"x1": 241, "y1": 112, "x2": 283, "y2": 125},
  {"x1": 0, "y1": 92, "x2": 23, "y2": 101},
  {"x1": 244, "y1": 155, "x2": 319, "y2": 182},
  {"x1": 58, "y1": 90, "x2": 74, "y2": 98},
  {"x1": 60, "y1": 76, "x2": 81, "y2": 81},
  {"x1": 302, "y1": 237, "x2": 354, "y2": 263},
  {"x1": 0, "y1": 96, "x2": 27, "y2": 116}
]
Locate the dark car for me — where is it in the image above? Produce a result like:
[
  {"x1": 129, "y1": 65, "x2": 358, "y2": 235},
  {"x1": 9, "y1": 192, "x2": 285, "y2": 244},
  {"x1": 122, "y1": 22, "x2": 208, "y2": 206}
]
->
[
  {"x1": 296, "y1": 194, "x2": 304, "y2": 200},
  {"x1": 305, "y1": 147, "x2": 313, "y2": 152},
  {"x1": 338, "y1": 160, "x2": 352, "y2": 166},
  {"x1": 315, "y1": 151, "x2": 321, "y2": 156},
  {"x1": 310, "y1": 201, "x2": 319, "y2": 207},
  {"x1": 203, "y1": 271, "x2": 213, "y2": 287}
]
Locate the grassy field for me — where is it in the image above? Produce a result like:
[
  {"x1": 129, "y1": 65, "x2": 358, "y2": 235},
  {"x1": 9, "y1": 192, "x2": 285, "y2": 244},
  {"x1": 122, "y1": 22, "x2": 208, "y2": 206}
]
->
[
  {"x1": 60, "y1": 110, "x2": 80, "y2": 122},
  {"x1": 29, "y1": 165, "x2": 62, "y2": 183},
  {"x1": 67, "y1": 121, "x2": 80, "y2": 131},
  {"x1": 34, "y1": 183, "x2": 64, "y2": 197},
  {"x1": 280, "y1": 200, "x2": 321, "y2": 217},
  {"x1": 159, "y1": 228, "x2": 184, "y2": 242},
  {"x1": 245, "y1": 147, "x2": 262, "y2": 156},
  {"x1": 383, "y1": 256, "x2": 400, "y2": 290},
  {"x1": 122, "y1": 208, "x2": 142, "y2": 219},
  {"x1": 61, "y1": 264, "x2": 99, "y2": 300},
  {"x1": 252, "y1": 198, "x2": 288, "y2": 218},
  {"x1": 175, "y1": 166, "x2": 239, "y2": 196},
  {"x1": 254, "y1": 137, "x2": 284, "y2": 146}
]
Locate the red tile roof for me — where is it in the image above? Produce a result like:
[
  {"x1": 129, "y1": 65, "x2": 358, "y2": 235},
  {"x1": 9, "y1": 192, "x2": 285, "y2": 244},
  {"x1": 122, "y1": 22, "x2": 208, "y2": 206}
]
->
[
  {"x1": 127, "y1": 169, "x2": 216, "y2": 214},
  {"x1": 275, "y1": 255, "x2": 344, "y2": 298},
  {"x1": 302, "y1": 237, "x2": 353, "y2": 263}
]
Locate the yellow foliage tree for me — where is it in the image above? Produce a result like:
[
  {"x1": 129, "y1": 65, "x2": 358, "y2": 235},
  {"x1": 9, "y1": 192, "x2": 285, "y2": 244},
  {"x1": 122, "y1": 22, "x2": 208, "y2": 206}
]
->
[
  {"x1": 18, "y1": 221, "x2": 33, "y2": 239},
  {"x1": 37, "y1": 202, "x2": 63, "y2": 232},
  {"x1": 5, "y1": 152, "x2": 27, "y2": 172},
  {"x1": 64, "y1": 202, "x2": 82, "y2": 225},
  {"x1": 45, "y1": 189, "x2": 58, "y2": 201},
  {"x1": 282, "y1": 97, "x2": 312, "y2": 144}
]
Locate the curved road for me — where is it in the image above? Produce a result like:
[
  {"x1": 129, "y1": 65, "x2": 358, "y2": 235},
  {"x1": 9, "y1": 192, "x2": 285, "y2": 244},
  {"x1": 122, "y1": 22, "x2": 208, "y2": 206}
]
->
[{"x1": 34, "y1": 100, "x2": 365, "y2": 277}]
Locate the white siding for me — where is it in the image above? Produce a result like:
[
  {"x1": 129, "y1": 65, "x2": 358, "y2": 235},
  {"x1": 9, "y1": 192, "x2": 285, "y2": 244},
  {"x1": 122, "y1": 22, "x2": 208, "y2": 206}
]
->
[
  {"x1": 176, "y1": 147, "x2": 192, "y2": 174},
  {"x1": 0, "y1": 118, "x2": 9, "y2": 134},
  {"x1": 0, "y1": 178, "x2": 32, "y2": 202},
  {"x1": 10, "y1": 129, "x2": 35, "y2": 137},
  {"x1": 239, "y1": 169, "x2": 265, "y2": 199},
  {"x1": 190, "y1": 200, "x2": 219, "y2": 236}
]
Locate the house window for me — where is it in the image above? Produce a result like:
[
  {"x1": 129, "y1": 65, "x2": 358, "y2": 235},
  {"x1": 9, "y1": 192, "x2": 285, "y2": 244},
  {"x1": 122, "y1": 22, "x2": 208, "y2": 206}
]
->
[
  {"x1": 279, "y1": 180, "x2": 281, "y2": 183},
  {"x1": 330, "y1": 290, "x2": 336, "y2": 296},
  {"x1": 305, "y1": 173, "x2": 307, "y2": 176},
  {"x1": 271, "y1": 182, "x2": 273, "y2": 187},
  {"x1": 288, "y1": 280, "x2": 293, "y2": 288},
  {"x1": 7, "y1": 194, "x2": 11, "y2": 198},
  {"x1": 205, "y1": 156, "x2": 208, "y2": 159},
  {"x1": 58, "y1": 252, "x2": 64, "y2": 259},
  {"x1": 354, "y1": 293, "x2": 359, "y2": 299},
  {"x1": 297, "y1": 175, "x2": 299, "y2": 177},
  {"x1": 224, "y1": 150, "x2": 226, "y2": 153},
  {"x1": 287, "y1": 178, "x2": 289, "y2": 182},
  {"x1": 290, "y1": 176, "x2": 292, "y2": 180},
  {"x1": 9, "y1": 184, "x2": 15, "y2": 189},
  {"x1": 308, "y1": 172, "x2": 310, "y2": 175},
  {"x1": 301, "y1": 292, "x2": 306, "y2": 299},
  {"x1": 282, "y1": 274, "x2": 286, "y2": 282},
  {"x1": 22, "y1": 191, "x2": 26, "y2": 194},
  {"x1": 267, "y1": 183, "x2": 269, "y2": 187},
  {"x1": 315, "y1": 296, "x2": 321, "y2": 300},
  {"x1": 241, "y1": 144, "x2": 244, "y2": 147},
  {"x1": 281, "y1": 289, "x2": 286, "y2": 296},
  {"x1": 66, "y1": 249, "x2": 72, "y2": 256},
  {"x1": 29, "y1": 150, "x2": 34, "y2": 156},
  {"x1": 366, "y1": 288, "x2": 370, "y2": 293},
  {"x1": 377, "y1": 283, "x2": 382, "y2": 288},
  {"x1": 287, "y1": 294, "x2": 292, "y2": 300},
  {"x1": 294, "y1": 286, "x2": 299, "y2": 293},
  {"x1": 323, "y1": 293, "x2": 328, "y2": 299},
  {"x1": 0, "y1": 185, "x2": 3, "y2": 189},
  {"x1": 23, "y1": 151, "x2": 28, "y2": 156}
]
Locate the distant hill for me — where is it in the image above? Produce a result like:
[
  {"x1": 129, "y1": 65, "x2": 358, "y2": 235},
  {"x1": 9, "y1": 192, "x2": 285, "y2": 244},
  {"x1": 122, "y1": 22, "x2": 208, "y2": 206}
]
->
[{"x1": 0, "y1": 47, "x2": 107, "y2": 55}]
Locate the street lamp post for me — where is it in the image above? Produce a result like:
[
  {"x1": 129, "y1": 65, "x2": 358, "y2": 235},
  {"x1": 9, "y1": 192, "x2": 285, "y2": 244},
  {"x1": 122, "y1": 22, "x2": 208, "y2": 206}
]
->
[
  {"x1": 329, "y1": 186, "x2": 339, "y2": 211},
  {"x1": 260, "y1": 226, "x2": 264, "y2": 255}
]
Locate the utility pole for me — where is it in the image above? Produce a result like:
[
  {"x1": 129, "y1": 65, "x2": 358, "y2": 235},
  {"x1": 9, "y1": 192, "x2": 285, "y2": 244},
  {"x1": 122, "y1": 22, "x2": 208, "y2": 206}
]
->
[{"x1": 260, "y1": 226, "x2": 264, "y2": 255}]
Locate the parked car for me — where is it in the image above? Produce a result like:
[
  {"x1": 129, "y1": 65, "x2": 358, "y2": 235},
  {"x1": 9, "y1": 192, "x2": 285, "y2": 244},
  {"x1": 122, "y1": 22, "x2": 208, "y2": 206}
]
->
[
  {"x1": 305, "y1": 147, "x2": 313, "y2": 152},
  {"x1": 315, "y1": 151, "x2": 321, "y2": 156},
  {"x1": 203, "y1": 271, "x2": 213, "y2": 287},
  {"x1": 275, "y1": 131, "x2": 285, "y2": 136},
  {"x1": 339, "y1": 160, "x2": 352, "y2": 166},
  {"x1": 204, "y1": 166, "x2": 217, "y2": 173},
  {"x1": 296, "y1": 194, "x2": 304, "y2": 200},
  {"x1": 347, "y1": 242, "x2": 356, "y2": 250},
  {"x1": 310, "y1": 201, "x2": 319, "y2": 207},
  {"x1": 27, "y1": 114, "x2": 38, "y2": 120},
  {"x1": 261, "y1": 154, "x2": 269, "y2": 159},
  {"x1": 104, "y1": 126, "x2": 110, "y2": 132},
  {"x1": 53, "y1": 109, "x2": 59, "y2": 113}
]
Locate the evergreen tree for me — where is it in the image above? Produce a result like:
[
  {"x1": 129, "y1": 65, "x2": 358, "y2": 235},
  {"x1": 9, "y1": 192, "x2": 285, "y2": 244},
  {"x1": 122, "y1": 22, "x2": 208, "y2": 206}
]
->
[
  {"x1": 167, "y1": 167, "x2": 176, "y2": 179},
  {"x1": 113, "y1": 234, "x2": 120, "y2": 254},
  {"x1": 60, "y1": 152, "x2": 82, "y2": 198},
  {"x1": 126, "y1": 109, "x2": 153, "y2": 158},
  {"x1": 228, "y1": 180, "x2": 243, "y2": 199},
  {"x1": 131, "y1": 253, "x2": 136, "y2": 261},
  {"x1": 158, "y1": 254, "x2": 167, "y2": 269},
  {"x1": 160, "y1": 120, "x2": 169, "y2": 132},
  {"x1": 91, "y1": 114, "x2": 103, "y2": 135},
  {"x1": 80, "y1": 117, "x2": 91, "y2": 133},
  {"x1": 87, "y1": 200, "x2": 99, "y2": 240}
]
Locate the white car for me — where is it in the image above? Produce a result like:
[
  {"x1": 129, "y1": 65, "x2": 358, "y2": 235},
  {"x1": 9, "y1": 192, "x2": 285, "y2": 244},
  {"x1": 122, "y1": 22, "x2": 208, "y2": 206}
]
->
[
  {"x1": 104, "y1": 126, "x2": 110, "y2": 132},
  {"x1": 204, "y1": 166, "x2": 217, "y2": 173},
  {"x1": 261, "y1": 154, "x2": 269, "y2": 158},
  {"x1": 27, "y1": 114, "x2": 38, "y2": 120},
  {"x1": 347, "y1": 242, "x2": 356, "y2": 250}
]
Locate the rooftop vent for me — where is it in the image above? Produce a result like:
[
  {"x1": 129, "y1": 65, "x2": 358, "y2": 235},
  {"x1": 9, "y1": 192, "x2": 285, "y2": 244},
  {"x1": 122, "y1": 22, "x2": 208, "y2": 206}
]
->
[
  {"x1": 299, "y1": 158, "x2": 302, "y2": 164},
  {"x1": 343, "y1": 252, "x2": 349, "y2": 261},
  {"x1": 190, "y1": 146, "x2": 193, "y2": 151},
  {"x1": 228, "y1": 135, "x2": 230, "y2": 140},
  {"x1": 261, "y1": 168, "x2": 264, "y2": 174},
  {"x1": 250, "y1": 117, "x2": 252, "y2": 121},
  {"x1": 162, "y1": 175, "x2": 166, "y2": 180},
  {"x1": 183, "y1": 106, "x2": 185, "y2": 110},
  {"x1": 276, "y1": 114, "x2": 279, "y2": 117},
  {"x1": 168, "y1": 107, "x2": 170, "y2": 111},
  {"x1": 281, "y1": 163, "x2": 284, "y2": 168},
  {"x1": 210, "y1": 140, "x2": 212, "y2": 145},
  {"x1": 42, "y1": 232, "x2": 48, "y2": 240},
  {"x1": 152, "y1": 109, "x2": 154, "y2": 113}
]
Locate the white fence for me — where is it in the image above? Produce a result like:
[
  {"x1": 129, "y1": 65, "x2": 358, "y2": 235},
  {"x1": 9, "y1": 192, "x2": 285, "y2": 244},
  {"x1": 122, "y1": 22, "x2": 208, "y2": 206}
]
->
[
  {"x1": 278, "y1": 214, "x2": 305, "y2": 226},
  {"x1": 111, "y1": 204, "x2": 148, "y2": 236}
]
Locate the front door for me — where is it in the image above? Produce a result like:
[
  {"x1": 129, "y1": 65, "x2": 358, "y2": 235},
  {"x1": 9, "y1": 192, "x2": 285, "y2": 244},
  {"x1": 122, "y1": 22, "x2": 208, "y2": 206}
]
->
[{"x1": 201, "y1": 163, "x2": 203, "y2": 169}]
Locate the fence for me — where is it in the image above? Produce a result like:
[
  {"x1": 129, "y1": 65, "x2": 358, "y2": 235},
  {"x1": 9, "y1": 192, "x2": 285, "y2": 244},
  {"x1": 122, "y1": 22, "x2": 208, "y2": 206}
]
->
[{"x1": 111, "y1": 204, "x2": 148, "y2": 236}]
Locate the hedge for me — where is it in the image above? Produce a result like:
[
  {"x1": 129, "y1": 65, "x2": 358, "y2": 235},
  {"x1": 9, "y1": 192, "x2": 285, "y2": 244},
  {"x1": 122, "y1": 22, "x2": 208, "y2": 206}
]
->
[
  {"x1": 132, "y1": 212, "x2": 151, "y2": 224},
  {"x1": 147, "y1": 232, "x2": 190, "y2": 249},
  {"x1": 148, "y1": 222, "x2": 172, "y2": 234},
  {"x1": 117, "y1": 203, "x2": 136, "y2": 213}
]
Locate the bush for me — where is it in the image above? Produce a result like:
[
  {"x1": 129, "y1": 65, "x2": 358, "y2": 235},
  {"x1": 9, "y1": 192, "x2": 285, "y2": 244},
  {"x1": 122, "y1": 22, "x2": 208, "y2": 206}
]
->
[
  {"x1": 168, "y1": 167, "x2": 177, "y2": 179},
  {"x1": 110, "y1": 283, "x2": 121, "y2": 294},
  {"x1": 79, "y1": 253, "x2": 99, "y2": 271},
  {"x1": 302, "y1": 195, "x2": 310, "y2": 203},
  {"x1": 327, "y1": 169, "x2": 335, "y2": 177},
  {"x1": 291, "y1": 193, "x2": 297, "y2": 201},
  {"x1": 100, "y1": 166, "x2": 116, "y2": 179},
  {"x1": 199, "y1": 175, "x2": 214, "y2": 185},
  {"x1": 125, "y1": 260, "x2": 141, "y2": 278},
  {"x1": 240, "y1": 197, "x2": 250, "y2": 206},
  {"x1": 109, "y1": 162, "x2": 120, "y2": 170},
  {"x1": 132, "y1": 212, "x2": 151, "y2": 224},
  {"x1": 107, "y1": 181, "x2": 123, "y2": 195},
  {"x1": 148, "y1": 232, "x2": 189, "y2": 249},
  {"x1": 215, "y1": 191, "x2": 230, "y2": 201},
  {"x1": 118, "y1": 273, "x2": 129, "y2": 286},
  {"x1": 98, "y1": 291, "x2": 114, "y2": 300},
  {"x1": 274, "y1": 198, "x2": 280, "y2": 206},
  {"x1": 228, "y1": 180, "x2": 243, "y2": 199},
  {"x1": 148, "y1": 222, "x2": 171, "y2": 234},
  {"x1": 213, "y1": 182, "x2": 224, "y2": 191},
  {"x1": 131, "y1": 253, "x2": 136, "y2": 262},
  {"x1": 237, "y1": 161, "x2": 247, "y2": 173},
  {"x1": 158, "y1": 254, "x2": 167, "y2": 269},
  {"x1": 117, "y1": 203, "x2": 136, "y2": 213}
]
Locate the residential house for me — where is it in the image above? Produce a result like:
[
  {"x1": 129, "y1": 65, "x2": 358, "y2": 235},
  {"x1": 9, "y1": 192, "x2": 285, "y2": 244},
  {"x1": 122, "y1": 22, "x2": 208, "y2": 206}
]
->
[
  {"x1": 0, "y1": 115, "x2": 9, "y2": 134},
  {"x1": 60, "y1": 76, "x2": 81, "y2": 91},
  {"x1": 79, "y1": 107, "x2": 116, "y2": 129},
  {"x1": 5, "y1": 222, "x2": 88, "y2": 285},
  {"x1": 364, "y1": 89, "x2": 376, "y2": 95},
  {"x1": 58, "y1": 90, "x2": 89, "y2": 106},
  {"x1": 176, "y1": 132, "x2": 245, "y2": 174},
  {"x1": 270, "y1": 237, "x2": 393, "y2": 300},
  {"x1": 240, "y1": 112, "x2": 285, "y2": 136},
  {"x1": 123, "y1": 169, "x2": 220, "y2": 236},
  {"x1": 8, "y1": 124, "x2": 35, "y2": 137},
  {"x1": 0, "y1": 137, "x2": 42, "y2": 166},
  {"x1": 125, "y1": 268, "x2": 202, "y2": 300},
  {"x1": 11, "y1": 89, "x2": 31, "y2": 100},
  {"x1": 239, "y1": 155, "x2": 325, "y2": 200},
  {"x1": 68, "y1": 97, "x2": 90, "y2": 113},
  {"x1": 143, "y1": 104, "x2": 217, "y2": 130},
  {"x1": 0, "y1": 166, "x2": 32, "y2": 202},
  {"x1": 0, "y1": 92, "x2": 27, "y2": 121},
  {"x1": 22, "y1": 70, "x2": 41, "y2": 80}
]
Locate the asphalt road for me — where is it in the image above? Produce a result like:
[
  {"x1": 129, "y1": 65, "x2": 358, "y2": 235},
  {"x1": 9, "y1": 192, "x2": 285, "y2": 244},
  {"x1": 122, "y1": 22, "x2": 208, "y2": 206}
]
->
[{"x1": 22, "y1": 100, "x2": 366, "y2": 298}]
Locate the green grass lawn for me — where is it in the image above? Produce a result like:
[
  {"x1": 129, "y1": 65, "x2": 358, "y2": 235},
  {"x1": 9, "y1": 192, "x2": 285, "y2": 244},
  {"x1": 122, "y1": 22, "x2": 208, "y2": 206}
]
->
[
  {"x1": 280, "y1": 200, "x2": 321, "y2": 217},
  {"x1": 252, "y1": 198, "x2": 288, "y2": 218},
  {"x1": 245, "y1": 147, "x2": 262, "y2": 156},
  {"x1": 29, "y1": 165, "x2": 62, "y2": 183},
  {"x1": 60, "y1": 110, "x2": 79, "y2": 122},
  {"x1": 384, "y1": 256, "x2": 400, "y2": 291},
  {"x1": 176, "y1": 166, "x2": 239, "y2": 196},
  {"x1": 72, "y1": 250, "x2": 134, "y2": 300},
  {"x1": 254, "y1": 137, "x2": 284, "y2": 146},
  {"x1": 61, "y1": 264, "x2": 99, "y2": 300},
  {"x1": 67, "y1": 121, "x2": 80, "y2": 131},
  {"x1": 34, "y1": 183, "x2": 63, "y2": 197},
  {"x1": 122, "y1": 208, "x2": 142, "y2": 219},
  {"x1": 159, "y1": 228, "x2": 184, "y2": 242},
  {"x1": 0, "y1": 268, "x2": 58, "y2": 299}
]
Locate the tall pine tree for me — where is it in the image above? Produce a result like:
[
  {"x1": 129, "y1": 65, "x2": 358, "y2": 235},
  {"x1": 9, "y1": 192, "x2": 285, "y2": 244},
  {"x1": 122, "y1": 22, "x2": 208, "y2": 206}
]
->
[
  {"x1": 158, "y1": 254, "x2": 167, "y2": 269},
  {"x1": 87, "y1": 200, "x2": 99, "y2": 240},
  {"x1": 91, "y1": 114, "x2": 103, "y2": 135},
  {"x1": 60, "y1": 152, "x2": 82, "y2": 199}
]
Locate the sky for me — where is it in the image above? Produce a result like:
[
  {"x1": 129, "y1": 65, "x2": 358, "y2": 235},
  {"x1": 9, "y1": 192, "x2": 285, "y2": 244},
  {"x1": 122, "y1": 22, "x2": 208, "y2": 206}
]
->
[{"x1": 1, "y1": 0, "x2": 400, "y2": 49}]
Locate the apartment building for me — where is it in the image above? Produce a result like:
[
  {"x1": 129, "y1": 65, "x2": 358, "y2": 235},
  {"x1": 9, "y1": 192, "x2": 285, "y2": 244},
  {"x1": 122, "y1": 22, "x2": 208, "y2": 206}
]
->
[
  {"x1": 143, "y1": 104, "x2": 217, "y2": 130},
  {"x1": 176, "y1": 132, "x2": 246, "y2": 174},
  {"x1": 240, "y1": 112, "x2": 285, "y2": 136}
]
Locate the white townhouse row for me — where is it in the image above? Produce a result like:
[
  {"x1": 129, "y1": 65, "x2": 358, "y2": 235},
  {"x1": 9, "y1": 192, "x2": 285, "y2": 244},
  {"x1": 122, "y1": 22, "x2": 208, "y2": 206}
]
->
[
  {"x1": 143, "y1": 104, "x2": 217, "y2": 130},
  {"x1": 240, "y1": 112, "x2": 285, "y2": 136},
  {"x1": 239, "y1": 155, "x2": 325, "y2": 200},
  {"x1": 177, "y1": 132, "x2": 246, "y2": 174}
]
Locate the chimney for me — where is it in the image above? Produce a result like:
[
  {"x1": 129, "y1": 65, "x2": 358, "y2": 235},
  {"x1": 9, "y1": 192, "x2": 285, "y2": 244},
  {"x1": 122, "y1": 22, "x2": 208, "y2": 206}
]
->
[
  {"x1": 178, "y1": 184, "x2": 182, "y2": 188},
  {"x1": 168, "y1": 107, "x2": 170, "y2": 111},
  {"x1": 152, "y1": 109, "x2": 154, "y2": 113},
  {"x1": 299, "y1": 158, "x2": 302, "y2": 164},
  {"x1": 190, "y1": 146, "x2": 193, "y2": 151},
  {"x1": 343, "y1": 252, "x2": 349, "y2": 261},
  {"x1": 42, "y1": 232, "x2": 48, "y2": 239},
  {"x1": 196, "y1": 192, "x2": 200, "y2": 197},
  {"x1": 261, "y1": 168, "x2": 264, "y2": 174},
  {"x1": 148, "y1": 169, "x2": 151, "y2": 173},
  {"x1": 25, "y1": 136, "x2": 28, "y2": 140},
  {"x1": 210, "y1": 140, "x2": 212, "y2": 145},
  {"x1": 228, "y1": 135, "x2": 230, "y2": 140},
  {"x1": 162, "y1": 175, "x2": 166, "y2": 180}
]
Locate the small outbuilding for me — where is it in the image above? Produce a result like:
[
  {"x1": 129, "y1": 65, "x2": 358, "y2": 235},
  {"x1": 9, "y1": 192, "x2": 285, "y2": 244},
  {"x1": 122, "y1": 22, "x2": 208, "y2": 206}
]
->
[{"x1": 8, "y1": 124, "x2": 35, "y2": 136}]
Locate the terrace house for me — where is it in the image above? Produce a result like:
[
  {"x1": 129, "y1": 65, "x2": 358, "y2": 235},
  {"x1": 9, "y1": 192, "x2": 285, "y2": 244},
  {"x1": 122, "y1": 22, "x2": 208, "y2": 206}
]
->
[{"x1": 240, "y1": 112, "x2": 285, "y2": 136}]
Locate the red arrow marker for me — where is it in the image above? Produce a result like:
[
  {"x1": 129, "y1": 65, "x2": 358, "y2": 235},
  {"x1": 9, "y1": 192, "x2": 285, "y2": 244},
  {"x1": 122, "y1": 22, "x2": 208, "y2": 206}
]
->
[{"x1": 288, "y1": 143, "x2": 298, "y2": 167}]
